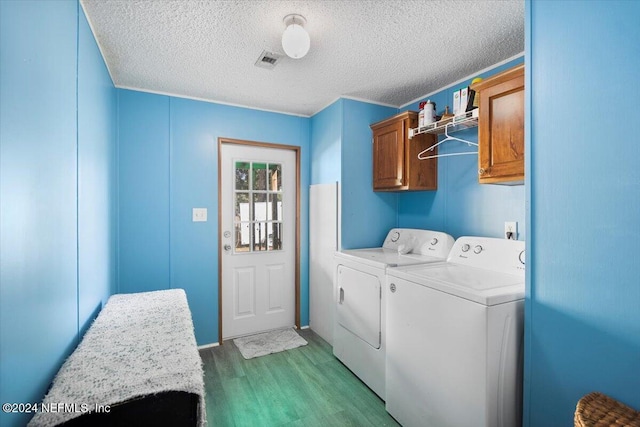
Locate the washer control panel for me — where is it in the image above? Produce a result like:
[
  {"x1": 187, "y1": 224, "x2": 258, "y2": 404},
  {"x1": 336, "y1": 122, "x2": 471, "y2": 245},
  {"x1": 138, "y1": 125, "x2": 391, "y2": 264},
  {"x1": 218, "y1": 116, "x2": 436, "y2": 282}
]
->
[{"x1": 448, "y1": 236, "x2": 525, "y2": 276}]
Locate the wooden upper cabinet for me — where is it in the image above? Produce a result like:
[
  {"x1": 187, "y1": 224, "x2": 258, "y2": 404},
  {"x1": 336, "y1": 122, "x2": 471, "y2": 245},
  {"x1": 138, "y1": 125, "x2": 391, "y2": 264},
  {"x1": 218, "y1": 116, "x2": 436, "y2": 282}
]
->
[
  {"x1": 472, "y1": 64, "x2": 525, "y2": 184},
  {"x1": 370, "y1": 111, "x2": 437, "y2": 191},
  {"x1": 372, "y1": 118, "x2": 404, "y2": 189}
]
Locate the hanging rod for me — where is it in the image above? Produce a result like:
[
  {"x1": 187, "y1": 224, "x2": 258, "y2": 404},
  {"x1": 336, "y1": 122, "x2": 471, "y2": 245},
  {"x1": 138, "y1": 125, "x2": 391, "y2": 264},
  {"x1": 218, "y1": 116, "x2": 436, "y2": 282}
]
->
[{"x1": 418, "y1": 121, "x2": 478, "y2": 160}]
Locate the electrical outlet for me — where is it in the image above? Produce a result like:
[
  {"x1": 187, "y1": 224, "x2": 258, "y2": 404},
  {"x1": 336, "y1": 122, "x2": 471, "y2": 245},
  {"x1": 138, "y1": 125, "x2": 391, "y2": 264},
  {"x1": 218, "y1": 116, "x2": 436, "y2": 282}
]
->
[{"x1": 504, "y1": 221, "x2": 517, "y2": 240}]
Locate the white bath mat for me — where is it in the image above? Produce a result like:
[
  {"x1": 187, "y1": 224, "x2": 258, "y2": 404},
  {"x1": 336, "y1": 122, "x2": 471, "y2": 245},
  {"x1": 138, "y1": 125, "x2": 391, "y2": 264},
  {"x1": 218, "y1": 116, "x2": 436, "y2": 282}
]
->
[{"x1": 233, "y1": 328, "x2": 308, "y2": 359}]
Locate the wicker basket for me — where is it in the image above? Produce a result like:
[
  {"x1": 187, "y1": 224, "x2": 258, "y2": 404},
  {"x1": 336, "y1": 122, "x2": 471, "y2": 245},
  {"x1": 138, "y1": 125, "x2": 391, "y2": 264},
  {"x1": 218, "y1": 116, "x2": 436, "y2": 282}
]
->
[{"x1": 575, "y1": 392, "x2": 640, "y2": 426}]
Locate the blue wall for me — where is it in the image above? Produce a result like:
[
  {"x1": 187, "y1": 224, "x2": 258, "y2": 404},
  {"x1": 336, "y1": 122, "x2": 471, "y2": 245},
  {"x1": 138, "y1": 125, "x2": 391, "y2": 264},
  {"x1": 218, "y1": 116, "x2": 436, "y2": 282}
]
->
[
  {"x1": 398, "y1": 57, "x2": 526, "y2": 240},
  {"x1": 78, "y1": 4, "x2": 118, "y2": 334},
  {"x1": 341, "y1": 99, "x2": 398, "y2": 248},
  {"x1": 117, "y1": 91, "x2": 311, "y2": 345},
  {"x1": 118, "y1": 92, "x2": 171, "y2": 293},
  {"x1": 309, "y1": 98, "x2": 398, "y2": 249},
  {"x1": 310, "y1": 100, "x2": 342, "y2": 185},
  {"x1": 524, "y1": 1, "x2": 640, "y2": 425},
  {"x1": 0, "y1": 2, "x2": 117, "y2": 426}
]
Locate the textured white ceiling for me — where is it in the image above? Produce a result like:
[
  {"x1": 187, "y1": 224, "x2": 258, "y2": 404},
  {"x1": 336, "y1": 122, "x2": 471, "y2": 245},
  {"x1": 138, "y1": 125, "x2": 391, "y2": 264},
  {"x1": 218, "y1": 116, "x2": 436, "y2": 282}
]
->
[{"x1": 80, "y1": 0, "x2": 524, "y2": 117}]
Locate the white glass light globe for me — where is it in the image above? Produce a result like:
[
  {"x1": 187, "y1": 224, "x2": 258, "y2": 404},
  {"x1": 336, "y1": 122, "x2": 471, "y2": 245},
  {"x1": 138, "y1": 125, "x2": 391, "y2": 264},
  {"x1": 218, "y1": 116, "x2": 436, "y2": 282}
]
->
[{"x1": 282, "y1": 23, "x2": 310, "y2": 59}]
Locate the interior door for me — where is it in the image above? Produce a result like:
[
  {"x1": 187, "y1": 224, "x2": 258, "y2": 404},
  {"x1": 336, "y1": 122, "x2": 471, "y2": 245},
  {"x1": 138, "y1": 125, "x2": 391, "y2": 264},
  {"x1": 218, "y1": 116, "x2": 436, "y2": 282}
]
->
[{"x1": 220, "y1": 142, "x2": 297, "y2": 340}]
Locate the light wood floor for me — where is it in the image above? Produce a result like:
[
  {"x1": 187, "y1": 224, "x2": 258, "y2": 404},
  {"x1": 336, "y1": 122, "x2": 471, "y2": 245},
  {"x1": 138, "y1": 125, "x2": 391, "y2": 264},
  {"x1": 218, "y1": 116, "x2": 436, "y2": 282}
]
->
[{"x1": 199, "y1": 329, "x2": 400, "y2": 427}]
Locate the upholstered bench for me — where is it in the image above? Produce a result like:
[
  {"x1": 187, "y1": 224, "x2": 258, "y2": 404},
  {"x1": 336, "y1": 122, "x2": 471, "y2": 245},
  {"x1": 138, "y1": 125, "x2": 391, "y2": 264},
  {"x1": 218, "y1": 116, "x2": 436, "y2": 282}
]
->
[{"x1": 28, "y1": 289, "x2": 205, "y2": 427}]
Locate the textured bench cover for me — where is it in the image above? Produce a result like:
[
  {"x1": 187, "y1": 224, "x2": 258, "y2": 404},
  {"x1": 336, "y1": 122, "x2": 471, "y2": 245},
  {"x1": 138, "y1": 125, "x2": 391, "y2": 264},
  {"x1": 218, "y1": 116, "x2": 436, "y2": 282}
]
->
[{"x1": 29, "y1": 289, "x2": 205, "y2": 426}]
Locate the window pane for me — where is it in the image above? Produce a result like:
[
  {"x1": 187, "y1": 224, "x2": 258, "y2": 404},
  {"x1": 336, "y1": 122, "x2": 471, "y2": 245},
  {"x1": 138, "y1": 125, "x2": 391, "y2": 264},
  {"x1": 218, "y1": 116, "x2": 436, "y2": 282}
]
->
[
  {"x1": 252, "y1": 193, "x2": 266, "y2": 221},
  {"x1": 270, "y1": 222, "x2": 282, "y2": 251},
  {"x1": 268, "y1": 163, "x2": 282, "y2": 191},
  {"x1": 253, "y1": 163, "x2": 267, "y2": 190},
  {"x1": 235, "y1": 162, "x2": 249, "y2": 190},
  {"x1": 235, "y1": 193, "x2": 250, "y2": 222},
  {"x1": 235, "y1": 222, "x2": 251, "y2": 252},
  {"x1": 253, "y1": 222, "x2": 268, "y2": 252},
  {"x1": 267, "y1": 193, "x2": 282, "y2": 221}
]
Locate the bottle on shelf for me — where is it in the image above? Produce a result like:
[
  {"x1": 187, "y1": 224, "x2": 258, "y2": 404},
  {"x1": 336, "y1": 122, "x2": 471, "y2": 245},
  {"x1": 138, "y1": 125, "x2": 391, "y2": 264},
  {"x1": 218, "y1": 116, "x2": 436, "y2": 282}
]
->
[
  {"x1": 424, "y1": 100, "x2": 436, "y2": 125},
  {"x1": 418, "y1": 101, "x2": 426, "y2": 128}
]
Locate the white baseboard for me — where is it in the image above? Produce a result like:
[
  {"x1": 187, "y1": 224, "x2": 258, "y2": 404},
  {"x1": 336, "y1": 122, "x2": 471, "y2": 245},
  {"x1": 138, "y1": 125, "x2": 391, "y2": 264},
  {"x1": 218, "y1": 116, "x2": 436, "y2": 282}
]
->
[
  {"x1": 300, "y1": 325, "x2": 310, "y2": 330},
  {"x1": 197, "y1": 342, "x2": 220, "y2": 350}
]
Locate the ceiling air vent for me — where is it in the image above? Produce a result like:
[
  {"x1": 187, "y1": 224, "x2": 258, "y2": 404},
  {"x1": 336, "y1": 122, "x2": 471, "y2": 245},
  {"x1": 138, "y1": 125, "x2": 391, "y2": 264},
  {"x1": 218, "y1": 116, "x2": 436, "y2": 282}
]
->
[{"x1": 255, "y1": 50, "x2": 283, "y2": 70}]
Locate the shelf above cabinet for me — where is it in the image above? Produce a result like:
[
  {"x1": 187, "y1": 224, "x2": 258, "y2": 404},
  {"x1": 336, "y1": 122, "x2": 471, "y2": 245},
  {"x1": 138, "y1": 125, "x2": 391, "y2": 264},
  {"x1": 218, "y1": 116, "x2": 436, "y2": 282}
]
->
[{"x1": 408, "y1": 108, "x2": 479, "y2": 139}]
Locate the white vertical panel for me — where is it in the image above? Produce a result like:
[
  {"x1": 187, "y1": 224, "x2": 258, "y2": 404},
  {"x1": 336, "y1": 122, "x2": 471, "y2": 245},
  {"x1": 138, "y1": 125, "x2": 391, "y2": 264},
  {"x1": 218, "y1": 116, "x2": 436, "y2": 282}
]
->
[
  {"x1": 234, "y1": 267, "x2": 255, "y2": 318},
  {"x1": 309, "y1": 182, "x2": 339, "y2": 345},
  {"x1": 266, "y1": 264, "x2": 285, "y2": 313}
]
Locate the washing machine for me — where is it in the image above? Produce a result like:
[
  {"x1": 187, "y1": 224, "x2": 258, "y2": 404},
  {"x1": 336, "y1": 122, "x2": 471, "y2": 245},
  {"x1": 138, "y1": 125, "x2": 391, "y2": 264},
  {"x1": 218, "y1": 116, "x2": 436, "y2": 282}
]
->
[
  {"x1": 333, "y1": 228, "x2": 454, "y2": 399},
  {"x1": 385, "y1": 236, "x2": 525, "y2": 427}
]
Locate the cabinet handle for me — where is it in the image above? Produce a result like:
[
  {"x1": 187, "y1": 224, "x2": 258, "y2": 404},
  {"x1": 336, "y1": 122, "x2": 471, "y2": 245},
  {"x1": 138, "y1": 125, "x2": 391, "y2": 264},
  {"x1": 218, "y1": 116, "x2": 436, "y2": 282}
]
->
[{"x1": 478, "y1": 168, "x2": 486, "y2": 175}]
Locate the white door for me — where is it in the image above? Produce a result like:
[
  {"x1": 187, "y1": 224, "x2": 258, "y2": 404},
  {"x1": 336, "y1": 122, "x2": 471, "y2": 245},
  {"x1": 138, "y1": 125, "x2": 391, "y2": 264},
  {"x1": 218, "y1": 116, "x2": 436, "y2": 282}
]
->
[
  {"x1": 220, "y1": 142, "x2": 297, "y2": 339},
  {"x1": 336, "y1": 265, "x2": 381, "y2": 349}
]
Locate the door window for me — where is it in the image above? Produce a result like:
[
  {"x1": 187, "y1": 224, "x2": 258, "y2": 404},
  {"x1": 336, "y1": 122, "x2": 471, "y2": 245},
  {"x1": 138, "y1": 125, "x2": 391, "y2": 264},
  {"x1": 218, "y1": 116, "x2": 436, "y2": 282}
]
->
[{"x1": 234, "y1": 161, "x2": 283, "y2": 253}]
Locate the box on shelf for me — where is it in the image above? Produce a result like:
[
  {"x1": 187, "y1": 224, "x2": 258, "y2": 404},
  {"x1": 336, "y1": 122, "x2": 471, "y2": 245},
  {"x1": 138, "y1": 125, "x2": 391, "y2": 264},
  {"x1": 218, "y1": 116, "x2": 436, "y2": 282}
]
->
[
  {"x1": 453, "y1": 90, "x2": 461, "y2": 115},
  {"x1": 460, "y1": 87, "x2": 468, "y2": 115}
]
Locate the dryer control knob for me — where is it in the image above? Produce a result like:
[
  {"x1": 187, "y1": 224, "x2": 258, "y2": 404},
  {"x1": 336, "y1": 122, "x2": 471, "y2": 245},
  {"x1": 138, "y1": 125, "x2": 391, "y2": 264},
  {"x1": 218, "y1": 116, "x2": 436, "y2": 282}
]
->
[
  {"x1": 430, "y1": 238, "x2": 438, "y2": 245},
  {"x1": 474, "y1": 245, "x2": 483, "y2": 254},
  {"x1": 389, "y1": 283, "x2": 397, "y2": 293},
  {"x1": 461, "y1": 244, "x2": 470, "y2": 252},
  {"x1": 390, "y1": 231, "x2": 400, "y2": 242},
  {"x1": 519, "y1": 250, "x2": 526, "y2": 265}
]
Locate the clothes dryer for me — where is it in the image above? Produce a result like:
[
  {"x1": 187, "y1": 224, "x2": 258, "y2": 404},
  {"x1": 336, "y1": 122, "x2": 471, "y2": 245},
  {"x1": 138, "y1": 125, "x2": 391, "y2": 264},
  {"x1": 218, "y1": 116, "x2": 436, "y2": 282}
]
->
[{"x1": 333, "y1": 228, "x2": 454, "y2": 399}]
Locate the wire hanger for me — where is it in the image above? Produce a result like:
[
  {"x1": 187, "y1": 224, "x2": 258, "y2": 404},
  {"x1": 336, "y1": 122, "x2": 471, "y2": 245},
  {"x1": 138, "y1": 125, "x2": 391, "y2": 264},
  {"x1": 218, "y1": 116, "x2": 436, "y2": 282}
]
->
[{"x1": 418, "y1": 121, "x2": 479, "y2": 160}]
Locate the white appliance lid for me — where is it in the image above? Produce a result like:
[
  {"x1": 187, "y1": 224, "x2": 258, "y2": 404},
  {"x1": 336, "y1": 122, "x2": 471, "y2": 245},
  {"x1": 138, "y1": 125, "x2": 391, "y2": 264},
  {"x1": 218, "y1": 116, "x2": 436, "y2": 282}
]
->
[
  {"x1": 336, "y1": 248, "x2": 446, "y2": 268},
  {"x1": 387, "y1": 263, "x2": 524, "y2": 305}
]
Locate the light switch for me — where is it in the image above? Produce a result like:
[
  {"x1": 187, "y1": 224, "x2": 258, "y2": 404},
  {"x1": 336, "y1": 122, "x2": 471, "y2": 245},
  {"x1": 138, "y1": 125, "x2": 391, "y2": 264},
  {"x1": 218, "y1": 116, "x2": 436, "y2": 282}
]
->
[{"x1": 192, "y1": 208, "x2": 207, "y2": 222}]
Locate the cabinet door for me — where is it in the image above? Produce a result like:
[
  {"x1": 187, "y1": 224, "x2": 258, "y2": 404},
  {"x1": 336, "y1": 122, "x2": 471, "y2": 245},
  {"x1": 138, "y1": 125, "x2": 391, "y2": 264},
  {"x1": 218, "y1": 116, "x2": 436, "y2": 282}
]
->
[
  {"x1": 373, "y1": 120, "x2": 405, "y2": 189},
  {"x1": 406, "y1": 133, "x2": 437, "y2": 190},
  {"x1": 478, "y1": 73, "x2": 525, "y2": 184}
]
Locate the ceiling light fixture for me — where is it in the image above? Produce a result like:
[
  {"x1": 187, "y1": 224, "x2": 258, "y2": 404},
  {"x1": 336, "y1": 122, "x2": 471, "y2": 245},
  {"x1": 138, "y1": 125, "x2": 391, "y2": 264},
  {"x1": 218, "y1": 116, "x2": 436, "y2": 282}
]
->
[{"x1": 281, "y1": 14, "x2": 310, "y2": 59}]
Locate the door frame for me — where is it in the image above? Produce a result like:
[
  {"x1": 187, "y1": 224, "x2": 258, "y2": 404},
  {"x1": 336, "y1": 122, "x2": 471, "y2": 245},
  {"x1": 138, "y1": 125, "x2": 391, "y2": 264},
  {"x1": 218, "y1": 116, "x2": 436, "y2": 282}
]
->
[{"x1": 217, "y1": 137, "x2": 301, "y2": 343}]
